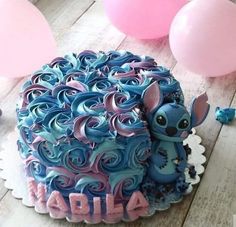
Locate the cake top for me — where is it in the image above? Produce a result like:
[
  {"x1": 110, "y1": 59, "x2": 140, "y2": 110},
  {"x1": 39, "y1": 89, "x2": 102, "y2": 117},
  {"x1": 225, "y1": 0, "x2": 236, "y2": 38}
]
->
[{"x1": 17, "y1": 50, "x2": 184, "y2": 146}]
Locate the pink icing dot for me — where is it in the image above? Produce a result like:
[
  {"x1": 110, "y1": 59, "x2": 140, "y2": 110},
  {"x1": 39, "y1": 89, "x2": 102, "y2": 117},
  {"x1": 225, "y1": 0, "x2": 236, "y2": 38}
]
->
[{"x1": 69, "y1": 193, "x2": 90, "y2": 215}]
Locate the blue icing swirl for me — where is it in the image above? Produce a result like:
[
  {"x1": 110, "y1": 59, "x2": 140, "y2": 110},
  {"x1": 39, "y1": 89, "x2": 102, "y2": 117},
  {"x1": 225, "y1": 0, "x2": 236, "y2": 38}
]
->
[
  {"x1": 108, "y1": 66, "x2": 151, "y2": 95},
  {"x1": 25, "y1": 156, "x2": 47, "y2": 182},
  {"x1": 16, "y1": 108, "x2": 32, "y2": 128},
  {"x1": 19, "y1": 126, "x2": 34, "y2": 145},
  {"x1": 88, "y1": 77, "x2": 116, "y2": 94},
  {"x1": 110, "y1": 111, "x2": 148, "y2": 137},
  {"x1": 21, "y1": 84, "x2": 50, "y2": 106},
  {"x1": 74, "y1": 115, "x2": 111, "y2": 144},
  {"x1": 87, "y1": 52, "x2": 109, "y2": 69},
  {"x1": 33, "y1": 138, "x2": 91, "y2": 174},
  {"x1": 109, "y1": 168, "x2": 144, "y2": 199},
  {"x1": 33, "y1": 140, "x2": 61, "y2": 166},
  {"x1": 52, "y1": 83, "x2": 88, "y2": 106},
  {"x1": 77, "y1": 50, "x2": 98, "y2": 69},
  {"x1": 89, "y1": 139, "x2": 128, "y2": 173},
  {"x1": 108, "y1": 66, "x2": 132, "y2": 83},
  {"x1": 50, "y1": 53, "x2": 81, "y2": 74},
  {"x1": 71, "y1": 92, "x2": 105, "y2": 116},
  {"x1": 61, "y1": 140, "x2": 90, "y2": 173},
  {"x1": 28, "y1": 95, "x2": 60, "y2": 124},
  {"x1": 17, "y1": 140, "x2": 32, "y2": 159},
  {"x1": 125, "y1": 135, "x2": 151, "y2": 169},
  {"x1": 65, "y1": 71, "x2": 102, "y2": 85},
  {"x1": 75, "y1": 173, "x2": 108, "y2": 200},
  {"x1": 45, "y1": 168, "x2": 76, "y2": 197},
  {"x1": 36, "y1": 109, "x2": 73, "y2": 144},
  {"x1": 143, "y1": 66, "x2": 172, "y2": 77},
  {"x1": 107, "y1": 50, "x2": 142, "y2": 67},
  {"x1": 64, "y1": 70, "x2": 87, "y2": 83},
  {"x1": 77, "y1": 50, "x2": 109, "y2": 70},
  {"x1": 104, "y1": 90, "x2": 139, "y2": 113},
  {"x1": 118, "y1": 74, "x2": 151, "y2": 95},
  {"x1": 31, "y1": 65, "x2": 63, "y2": 89}
]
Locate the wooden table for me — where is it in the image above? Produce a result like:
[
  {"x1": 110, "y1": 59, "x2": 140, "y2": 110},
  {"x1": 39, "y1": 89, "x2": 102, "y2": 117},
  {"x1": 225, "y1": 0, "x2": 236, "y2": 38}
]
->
[{"x1": 0, "y1": 1, "x2": 235, "y2": 226}]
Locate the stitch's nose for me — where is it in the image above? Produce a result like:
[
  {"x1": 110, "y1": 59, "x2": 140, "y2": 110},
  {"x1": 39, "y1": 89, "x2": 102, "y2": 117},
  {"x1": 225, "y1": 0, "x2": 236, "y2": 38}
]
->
[{"x1": 165, "y1": 127, "x2": 177, "y2": 136}]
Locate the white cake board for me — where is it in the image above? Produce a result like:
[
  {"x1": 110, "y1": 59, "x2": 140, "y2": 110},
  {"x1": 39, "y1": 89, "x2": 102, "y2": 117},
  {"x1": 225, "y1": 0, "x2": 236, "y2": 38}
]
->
[{"x1": 0, "y1": 129, "x2": 206, "y2": 224}]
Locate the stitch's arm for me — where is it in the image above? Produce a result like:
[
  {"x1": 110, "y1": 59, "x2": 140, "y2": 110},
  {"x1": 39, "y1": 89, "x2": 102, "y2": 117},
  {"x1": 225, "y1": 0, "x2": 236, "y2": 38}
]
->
[
  {"x1": 174, "y1": 143, "x2": 187, "y2": 173},
  {"x1": 149, "y1": 148, "x2": 168, "y2": 168},
  {"x1": 149, "y1": 141, "x2": 168, "y2": 169}
]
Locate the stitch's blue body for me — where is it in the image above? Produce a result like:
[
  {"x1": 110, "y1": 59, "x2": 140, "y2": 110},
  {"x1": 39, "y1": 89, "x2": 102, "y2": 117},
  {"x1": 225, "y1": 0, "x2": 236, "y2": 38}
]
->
[{"x1": 148, "y1": 140, "x2": 187, "y2": 184}]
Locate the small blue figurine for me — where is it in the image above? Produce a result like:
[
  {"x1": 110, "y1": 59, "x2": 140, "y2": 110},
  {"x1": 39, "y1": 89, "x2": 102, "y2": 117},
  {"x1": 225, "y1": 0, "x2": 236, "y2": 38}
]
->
[
  {"x1": 142, "y1": 82, "x2": 209, "y2": 193},
  {"x1": 215, "y1": 107, "x2": 236, "y2": 124}
]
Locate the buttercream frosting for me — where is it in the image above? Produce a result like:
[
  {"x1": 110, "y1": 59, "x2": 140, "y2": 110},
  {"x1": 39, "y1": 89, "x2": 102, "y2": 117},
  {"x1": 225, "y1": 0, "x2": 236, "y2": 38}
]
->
[{"x1": 17, "y1": 50, "x2": 185, "y2": 205}]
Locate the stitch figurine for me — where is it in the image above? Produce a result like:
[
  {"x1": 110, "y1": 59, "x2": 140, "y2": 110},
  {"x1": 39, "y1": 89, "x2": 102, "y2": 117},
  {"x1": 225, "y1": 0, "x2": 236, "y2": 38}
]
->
[
  {"x1": 142, "y1": 82, "x2": 209, "y2": 193},
  {"x1": 215, "y1": 107, "x2": 236, "y2": 124}
]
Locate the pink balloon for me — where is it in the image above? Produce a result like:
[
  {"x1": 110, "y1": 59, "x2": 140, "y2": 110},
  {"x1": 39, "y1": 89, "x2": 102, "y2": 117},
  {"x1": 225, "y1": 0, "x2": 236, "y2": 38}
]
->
[
  {"x1": 0, "y1": 0, "x2": 57, "y2": 78},
  {"x1": 169, "y1": 0, "x2": 236, "y2": 77},
  {"x1": 103, "y1": 0, "x2": 187, "y2": 39}
]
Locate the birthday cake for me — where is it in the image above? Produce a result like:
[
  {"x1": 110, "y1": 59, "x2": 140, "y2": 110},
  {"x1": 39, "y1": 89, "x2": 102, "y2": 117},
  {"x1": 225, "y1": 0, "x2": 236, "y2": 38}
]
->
[{"x1": 16, "y1": 50, "x2": 209, "y2": 218}]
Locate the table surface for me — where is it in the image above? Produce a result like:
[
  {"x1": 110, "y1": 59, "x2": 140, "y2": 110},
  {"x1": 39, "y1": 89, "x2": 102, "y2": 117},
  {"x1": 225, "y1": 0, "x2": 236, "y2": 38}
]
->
[{"x1": 0, "y1": 1, "x2": 236, "y2": 227}]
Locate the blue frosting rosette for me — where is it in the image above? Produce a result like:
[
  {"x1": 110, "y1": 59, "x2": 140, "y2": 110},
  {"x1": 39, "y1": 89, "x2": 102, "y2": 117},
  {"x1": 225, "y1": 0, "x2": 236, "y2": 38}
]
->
[
  {"x1": 75, "y1": 173, "x2": 108, "y2": 200},
  {"x1": 31, "y1": 65, "x2": 64, "y2": 89},
  {"x1": 71, "y1": 92, "x2": 105, "y2": 117},
  {"x1": 49, "y1": 53, "x2": 81, "y2": 74},
  {"x1": 45, "y1": 167, "x2": 76, "y2": 197},
  {"x1": 25, "y1": 156, "x2": 47, "y2": 183}
]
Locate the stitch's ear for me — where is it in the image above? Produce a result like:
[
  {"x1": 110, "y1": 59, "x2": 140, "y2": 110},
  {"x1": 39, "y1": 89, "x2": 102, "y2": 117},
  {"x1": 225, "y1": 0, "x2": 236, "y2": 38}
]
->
[
  {"x1": 142, "y1": 82, "x2": 163, "y2": 113},
  {"x1": 190, "y1": 92, "x2": 210, "y2": 127}
]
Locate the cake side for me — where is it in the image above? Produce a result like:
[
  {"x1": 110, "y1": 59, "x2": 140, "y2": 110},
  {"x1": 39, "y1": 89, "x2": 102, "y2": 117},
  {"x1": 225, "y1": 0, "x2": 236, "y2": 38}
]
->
[{"x1": 16, "y1": 50, "x2": 185, "y2": 213}]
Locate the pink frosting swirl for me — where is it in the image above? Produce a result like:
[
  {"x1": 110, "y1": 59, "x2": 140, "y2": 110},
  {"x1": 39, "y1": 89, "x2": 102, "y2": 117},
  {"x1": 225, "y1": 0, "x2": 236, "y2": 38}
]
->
[
  {"x1": 110, "y1": 111, "x2": 148, "y2": 137},
  {"x1": 74, "y1": 115, "x2": 111, "y2": 144},
  {"x1": 52, "y1": 81, "x2": 88, "y2": 106},
  {"x1": 21, "y1": 84, "x2": 50, "y2": 108}
]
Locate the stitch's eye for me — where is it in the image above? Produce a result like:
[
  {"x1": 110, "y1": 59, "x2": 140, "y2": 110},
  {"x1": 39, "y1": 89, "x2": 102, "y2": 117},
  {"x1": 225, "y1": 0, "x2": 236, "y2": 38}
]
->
[
  {"x1": 178, "y1": 119, "x2": 189, "y2": 129},
  {"x1": 156, "y1": 115, "x2": 166, "y2": 126}
]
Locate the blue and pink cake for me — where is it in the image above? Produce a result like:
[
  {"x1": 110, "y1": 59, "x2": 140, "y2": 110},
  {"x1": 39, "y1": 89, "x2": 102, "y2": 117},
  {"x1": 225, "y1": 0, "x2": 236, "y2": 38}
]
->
[{"x1": 16, "y1": 50, "x2": 209, "y2": 217}]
